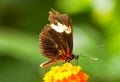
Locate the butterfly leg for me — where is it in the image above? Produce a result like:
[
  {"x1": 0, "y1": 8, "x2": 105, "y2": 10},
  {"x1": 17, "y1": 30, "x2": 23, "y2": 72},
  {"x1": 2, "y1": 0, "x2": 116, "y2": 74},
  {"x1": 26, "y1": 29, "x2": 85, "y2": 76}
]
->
[{"x1": 40, "y1": 59, "x2": 58, "y2": 68}]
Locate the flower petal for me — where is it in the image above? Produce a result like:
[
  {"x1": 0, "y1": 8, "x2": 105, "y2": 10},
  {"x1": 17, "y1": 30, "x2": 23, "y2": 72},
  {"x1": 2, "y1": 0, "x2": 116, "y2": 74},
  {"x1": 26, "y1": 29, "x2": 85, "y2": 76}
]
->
[{"x1": 43, "y1": 62, "x2": 89, "y2": 82}]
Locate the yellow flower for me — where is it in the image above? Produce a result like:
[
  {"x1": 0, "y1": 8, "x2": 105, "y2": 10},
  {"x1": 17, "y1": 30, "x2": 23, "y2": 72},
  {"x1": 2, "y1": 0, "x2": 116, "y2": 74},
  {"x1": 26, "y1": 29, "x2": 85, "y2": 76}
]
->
[{"x1": 43, "y1": 62, "x2": 89, "y2": 82}]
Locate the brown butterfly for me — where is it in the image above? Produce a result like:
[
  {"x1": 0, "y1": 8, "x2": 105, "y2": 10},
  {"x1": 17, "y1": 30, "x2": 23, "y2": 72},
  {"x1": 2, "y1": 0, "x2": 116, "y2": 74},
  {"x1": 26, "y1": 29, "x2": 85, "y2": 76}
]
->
[{"x1": 39, "y1": 9, "x2": 78, "y2": 68}]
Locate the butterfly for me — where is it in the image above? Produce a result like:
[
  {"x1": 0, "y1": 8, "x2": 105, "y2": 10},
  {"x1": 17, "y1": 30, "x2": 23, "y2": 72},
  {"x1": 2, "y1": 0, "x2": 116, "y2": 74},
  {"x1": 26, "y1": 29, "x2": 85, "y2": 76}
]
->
[{"x1": 39, "y1": 9, "x2": 78, "y2": 68}]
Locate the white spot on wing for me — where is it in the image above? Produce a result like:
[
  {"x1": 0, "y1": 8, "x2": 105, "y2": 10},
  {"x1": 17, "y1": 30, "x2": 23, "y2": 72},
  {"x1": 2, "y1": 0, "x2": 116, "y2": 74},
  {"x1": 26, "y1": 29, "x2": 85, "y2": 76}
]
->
[{"x1": 51, "y1": 22, "x2": 71, "y2": 34}]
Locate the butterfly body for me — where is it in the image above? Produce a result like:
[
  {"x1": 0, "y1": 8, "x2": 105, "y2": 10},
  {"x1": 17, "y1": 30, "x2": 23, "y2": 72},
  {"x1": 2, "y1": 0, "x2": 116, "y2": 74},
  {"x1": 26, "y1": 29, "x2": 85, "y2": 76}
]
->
[{"x1": 39, "y1": 9, "x2": 78, "y2": 68}]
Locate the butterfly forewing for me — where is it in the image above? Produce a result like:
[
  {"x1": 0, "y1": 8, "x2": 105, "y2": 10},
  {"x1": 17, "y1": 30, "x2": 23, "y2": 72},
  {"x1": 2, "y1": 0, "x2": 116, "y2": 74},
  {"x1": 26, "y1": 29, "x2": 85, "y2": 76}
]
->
[{"x1": 39, "y1": 10, "x2": 73, "y2": 68}]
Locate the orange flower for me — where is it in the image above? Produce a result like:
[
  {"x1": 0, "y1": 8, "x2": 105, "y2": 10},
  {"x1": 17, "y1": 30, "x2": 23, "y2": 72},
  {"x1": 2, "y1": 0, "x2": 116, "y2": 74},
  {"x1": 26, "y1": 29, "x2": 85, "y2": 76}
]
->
[{"x1": 43, "y1": 62, "x2": 89, "y2": 82}]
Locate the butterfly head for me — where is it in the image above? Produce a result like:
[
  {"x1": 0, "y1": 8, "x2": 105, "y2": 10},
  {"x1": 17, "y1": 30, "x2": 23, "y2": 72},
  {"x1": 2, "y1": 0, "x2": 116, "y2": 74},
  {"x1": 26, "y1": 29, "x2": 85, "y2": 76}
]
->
[
  {"x1": 66, "y1": 54, "x2": 79, "y2": 62},
  {"x1": 73, "y1": 54, "x2": 79, "y2": 60}
]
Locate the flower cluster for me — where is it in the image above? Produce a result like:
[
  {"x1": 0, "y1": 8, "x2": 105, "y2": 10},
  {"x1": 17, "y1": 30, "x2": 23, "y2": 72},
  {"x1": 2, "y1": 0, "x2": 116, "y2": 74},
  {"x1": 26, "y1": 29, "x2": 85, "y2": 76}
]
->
[{"x1": 43, "y1": 62, "x2": 89, "y2": 82}]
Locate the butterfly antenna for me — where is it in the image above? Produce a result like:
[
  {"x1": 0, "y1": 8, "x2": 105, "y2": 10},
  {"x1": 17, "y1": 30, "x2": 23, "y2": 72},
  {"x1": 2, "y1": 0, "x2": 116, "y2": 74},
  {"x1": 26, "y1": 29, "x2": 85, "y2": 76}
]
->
[
  {"x1": 81, "y1": 44, "x2": 104, "y2": 54},
  {"x1": 80, "y1": 55, "x2": 98, "y2": 61},
  {"x1": 79, "y1": 44, "x2": 104, "y2": 61}
]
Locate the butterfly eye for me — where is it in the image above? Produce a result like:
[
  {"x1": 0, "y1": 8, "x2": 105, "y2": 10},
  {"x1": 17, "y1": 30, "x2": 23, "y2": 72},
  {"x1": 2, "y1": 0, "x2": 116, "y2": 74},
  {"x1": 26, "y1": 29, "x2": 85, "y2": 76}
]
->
[
  {"x1": 73, "y1": 55, "x2": 79, "y2": 60},
  {"x1": 72, "y1": 54, "x2": 79, "y2": 60}
]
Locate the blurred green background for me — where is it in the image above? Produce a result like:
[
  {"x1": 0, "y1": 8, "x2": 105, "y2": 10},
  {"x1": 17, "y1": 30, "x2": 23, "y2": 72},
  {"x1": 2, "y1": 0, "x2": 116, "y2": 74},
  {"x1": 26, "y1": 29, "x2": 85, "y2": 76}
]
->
[{"x1": 0, "y1": 0, "x2": 120, "y2": 82}]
